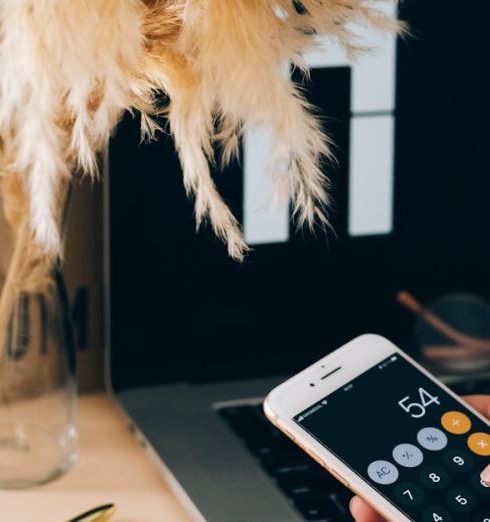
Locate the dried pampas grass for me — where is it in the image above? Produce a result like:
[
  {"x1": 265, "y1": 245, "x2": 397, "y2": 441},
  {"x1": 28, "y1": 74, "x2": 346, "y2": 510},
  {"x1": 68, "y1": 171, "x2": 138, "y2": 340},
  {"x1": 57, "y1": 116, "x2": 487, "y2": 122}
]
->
[
  {"x1": 0, "y1": 0, "x2": 401, "y2": 358},
  {"x1": 0, "y1": 0, "x2": 400, "y2": 262}
]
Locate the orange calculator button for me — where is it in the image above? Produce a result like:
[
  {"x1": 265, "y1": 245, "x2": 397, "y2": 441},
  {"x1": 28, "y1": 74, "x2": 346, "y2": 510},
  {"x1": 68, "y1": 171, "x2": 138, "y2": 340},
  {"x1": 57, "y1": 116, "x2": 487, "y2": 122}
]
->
[
  {"x1": 441, "y1": 411, "x2": 472, "y2": 435},
  {"x1": 467, "y1": 432, "x2": 490, "y2": 456}
]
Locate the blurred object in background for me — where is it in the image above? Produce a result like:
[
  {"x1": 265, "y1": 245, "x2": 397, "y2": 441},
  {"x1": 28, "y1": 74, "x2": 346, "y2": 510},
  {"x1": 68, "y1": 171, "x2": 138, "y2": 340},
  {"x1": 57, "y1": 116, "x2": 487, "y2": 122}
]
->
[{"x1": 399, "y1": 291, "x2": 490, "y2": 374}]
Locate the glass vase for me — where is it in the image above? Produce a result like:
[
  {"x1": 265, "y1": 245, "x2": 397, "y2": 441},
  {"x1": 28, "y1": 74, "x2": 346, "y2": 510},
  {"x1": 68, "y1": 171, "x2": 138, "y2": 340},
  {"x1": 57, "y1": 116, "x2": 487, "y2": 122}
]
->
[{"x1": 0, "y1": 269, "x2": 77, "y2": 488}]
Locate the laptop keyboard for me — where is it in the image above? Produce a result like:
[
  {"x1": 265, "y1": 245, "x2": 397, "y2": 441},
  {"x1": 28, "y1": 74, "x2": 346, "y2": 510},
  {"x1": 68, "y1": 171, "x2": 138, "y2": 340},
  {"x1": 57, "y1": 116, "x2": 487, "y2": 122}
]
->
[
  {"x1": 218, "y1": 377, "x2": 490, "y2": 521},
  {"x1": 219, "y1": 403, "x2": 352, "y2": 521}
]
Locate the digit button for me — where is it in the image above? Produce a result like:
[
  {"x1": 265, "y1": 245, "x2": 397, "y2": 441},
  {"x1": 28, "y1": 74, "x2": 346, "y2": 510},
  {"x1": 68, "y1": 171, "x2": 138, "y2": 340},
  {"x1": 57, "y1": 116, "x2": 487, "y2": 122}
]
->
[
  {"x1": 394, "y1": 482, "x2": 425, "y2": 507},
  {"x1": 422, "y1": 506, "x2": 452, "y2": 522},
  {"x1": 419, "y1": 465, "x2": 450, "y2": 490},
  {"x1": 446, "y1": 488, "x2": 476, "y2": 513},
  {"x1": 442, "y1": 448, "x2": 474, "y2": 473}
]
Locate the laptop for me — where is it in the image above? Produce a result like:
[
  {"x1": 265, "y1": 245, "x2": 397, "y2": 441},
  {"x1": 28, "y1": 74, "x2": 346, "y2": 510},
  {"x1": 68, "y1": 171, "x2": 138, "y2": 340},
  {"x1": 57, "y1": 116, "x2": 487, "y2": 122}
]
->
[{"x1": 105, "y1": 1, "x2": 490, "y2": 520}]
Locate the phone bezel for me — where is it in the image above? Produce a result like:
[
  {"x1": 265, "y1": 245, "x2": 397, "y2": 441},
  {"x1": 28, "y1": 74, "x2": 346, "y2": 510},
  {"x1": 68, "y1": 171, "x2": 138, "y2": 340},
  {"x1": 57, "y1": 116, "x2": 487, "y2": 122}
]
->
[{"x1": 263, "y1": 334, "x2": 490, "y2": 522}]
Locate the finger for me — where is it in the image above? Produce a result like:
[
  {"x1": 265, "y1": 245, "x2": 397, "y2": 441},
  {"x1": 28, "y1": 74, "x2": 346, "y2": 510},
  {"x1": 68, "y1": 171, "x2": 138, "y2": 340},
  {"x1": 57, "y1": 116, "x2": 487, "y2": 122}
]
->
[
  {"x1": 350, "y1": 396, "x2": 490, "y2": 521},
  {"x1": 460, "y1": 395, "x2": 490, "y2": 418},
  {"x1": 481, "y1": 463, "x2": 490, "y2": 486},
  {"x1": 349, "y1": 496, "x2": 386, "y2": 522},
  {"x1": 459, "y1": 396, "x2": 490, "y2": 485}
]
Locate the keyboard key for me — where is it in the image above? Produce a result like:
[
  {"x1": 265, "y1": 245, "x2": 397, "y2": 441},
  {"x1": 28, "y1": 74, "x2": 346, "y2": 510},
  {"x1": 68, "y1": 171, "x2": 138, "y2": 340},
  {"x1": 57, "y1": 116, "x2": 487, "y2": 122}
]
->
[
  {"x1": 264, "y1": 461, "x2": 313, "y2": 478},
  {"x1": 328, "y1": 489, "x2": 352, "y2": 515},
  {"x1": 294, "y1": 496, "x2": 349, "y2": 521},
  {"x1": 294, "y1": 498, "x2": 331, "y2": 521},
  {"x1": 261, "y1": 452, "x2": 313, "y2": 474},
  {"x1": 246, "y1": 436, "x2": 298, "y2": 457},
  {"x1": 277, "y1": 473, "x2": 340, "y2": 498}
]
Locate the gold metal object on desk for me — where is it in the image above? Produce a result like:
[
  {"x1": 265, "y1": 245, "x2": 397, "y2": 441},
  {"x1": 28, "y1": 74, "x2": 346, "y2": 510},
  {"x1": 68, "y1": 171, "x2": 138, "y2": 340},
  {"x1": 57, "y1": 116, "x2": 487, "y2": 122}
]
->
[{"x1": 67, "y1": 504, "x2": 115, "y2": 522}]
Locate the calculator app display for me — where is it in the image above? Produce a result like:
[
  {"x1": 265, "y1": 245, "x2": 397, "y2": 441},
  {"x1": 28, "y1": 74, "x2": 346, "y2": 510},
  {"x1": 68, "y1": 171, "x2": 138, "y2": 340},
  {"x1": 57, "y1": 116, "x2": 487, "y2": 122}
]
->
[{"x1": 294, "y1": 354, "x2": 490, "y2": 521}]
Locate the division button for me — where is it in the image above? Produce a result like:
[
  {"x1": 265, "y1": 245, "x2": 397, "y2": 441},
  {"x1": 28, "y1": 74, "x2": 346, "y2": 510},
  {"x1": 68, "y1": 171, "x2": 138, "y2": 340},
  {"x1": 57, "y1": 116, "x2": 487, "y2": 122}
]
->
[
  {"x1": 441, "y1": 411, "x2": 472, "y2": 434},
  {"x1": 467, "y1": 432, "x2": 490, "y2": 456},
  {"x1": 417, "y1": 427, "x2": 448, "y2": 451},
  {"x1": 392, "y1": 443, "x2": 424, "y2": 468},
  {"x1": 367, "y1": 460, "x2": 399, "y2": 485}
]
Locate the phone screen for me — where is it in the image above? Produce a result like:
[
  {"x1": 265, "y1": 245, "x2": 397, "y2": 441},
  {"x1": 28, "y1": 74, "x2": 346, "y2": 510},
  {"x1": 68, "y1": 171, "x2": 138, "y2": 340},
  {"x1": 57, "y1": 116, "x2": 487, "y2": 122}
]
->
[{"x1": 294, "y1": 353, "x2": 490, "y2": 521}]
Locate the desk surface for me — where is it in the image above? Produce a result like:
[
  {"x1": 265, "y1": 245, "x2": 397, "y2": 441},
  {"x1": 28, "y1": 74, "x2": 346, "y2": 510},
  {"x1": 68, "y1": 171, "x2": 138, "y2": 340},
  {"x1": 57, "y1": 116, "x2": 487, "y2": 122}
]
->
[{"x1": 0, "y1": 393, "x2": 192, "y2": 522}]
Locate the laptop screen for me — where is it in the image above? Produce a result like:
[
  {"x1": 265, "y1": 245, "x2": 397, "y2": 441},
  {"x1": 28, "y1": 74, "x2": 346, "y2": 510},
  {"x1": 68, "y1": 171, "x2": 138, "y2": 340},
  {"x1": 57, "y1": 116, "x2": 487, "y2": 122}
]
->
[{"x1": 108, "y1": 0, "x2": 490, "y2": 391}]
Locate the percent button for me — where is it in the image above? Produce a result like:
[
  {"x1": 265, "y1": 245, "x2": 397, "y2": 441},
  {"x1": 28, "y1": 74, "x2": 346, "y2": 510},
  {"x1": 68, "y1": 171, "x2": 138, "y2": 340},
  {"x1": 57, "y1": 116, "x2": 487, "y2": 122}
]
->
[{"x1": 417, "y1": 427, "x2": 448, "y2": 451}]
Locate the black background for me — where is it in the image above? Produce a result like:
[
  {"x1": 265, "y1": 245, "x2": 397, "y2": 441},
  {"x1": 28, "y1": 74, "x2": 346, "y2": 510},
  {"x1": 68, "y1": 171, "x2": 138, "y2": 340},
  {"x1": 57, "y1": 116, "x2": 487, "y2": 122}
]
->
[{"x1": 109, "y1": 0, "x2": 490, "y2": 390}]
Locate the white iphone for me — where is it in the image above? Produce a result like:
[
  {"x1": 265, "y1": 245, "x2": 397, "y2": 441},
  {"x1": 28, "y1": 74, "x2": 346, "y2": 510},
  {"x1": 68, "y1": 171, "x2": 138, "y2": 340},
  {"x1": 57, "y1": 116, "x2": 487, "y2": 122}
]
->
[{"x1": 264, "y1": 334, "x2": 490, "y2": 522}]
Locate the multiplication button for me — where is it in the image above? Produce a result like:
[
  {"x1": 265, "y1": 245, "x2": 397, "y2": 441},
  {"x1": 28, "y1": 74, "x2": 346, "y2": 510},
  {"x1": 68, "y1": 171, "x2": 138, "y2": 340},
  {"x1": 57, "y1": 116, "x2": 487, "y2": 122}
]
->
[
  {"x1": 422, "y1": 506, "x2": 452, "y2": 522},
  {"x1": 417, "y1": 427, "x2": 448, "y2": 451},
  {"x1": 392, "y1": 443, "x2": 424, "y2": 468},
  {"x1": 393, "y1": 482, "x2": 425, "y2": 508},
  {"x1": 419, "y1": 465, "x2": 450, "y2": 490},
  {"x1": 467, "y1": 432, "x2": 490, "y2": 456},
  {"x1": 367, "y1": 460, "x2": 399, "y2": 485}
]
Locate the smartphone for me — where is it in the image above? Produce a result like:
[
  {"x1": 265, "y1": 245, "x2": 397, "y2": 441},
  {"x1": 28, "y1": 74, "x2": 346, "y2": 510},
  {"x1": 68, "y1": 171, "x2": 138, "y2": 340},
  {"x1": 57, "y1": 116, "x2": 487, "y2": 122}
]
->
[{"x1": 264, "y1": 334, "x2": 490, "y2": 522}]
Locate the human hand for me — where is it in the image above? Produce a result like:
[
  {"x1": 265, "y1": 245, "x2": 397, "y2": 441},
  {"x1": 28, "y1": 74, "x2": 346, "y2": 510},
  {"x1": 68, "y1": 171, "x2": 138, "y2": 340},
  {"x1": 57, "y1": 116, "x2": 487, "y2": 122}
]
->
[{"x1": 349, "y1": 394, "x2": 490, "y2": 521}]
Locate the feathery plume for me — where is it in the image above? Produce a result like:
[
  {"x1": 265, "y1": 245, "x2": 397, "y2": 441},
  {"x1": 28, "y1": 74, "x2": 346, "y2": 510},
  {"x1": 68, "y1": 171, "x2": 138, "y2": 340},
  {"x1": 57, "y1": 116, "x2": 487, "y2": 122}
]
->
[{"x1": 0, "y1": 0, "x2": 400, "y2": 262}]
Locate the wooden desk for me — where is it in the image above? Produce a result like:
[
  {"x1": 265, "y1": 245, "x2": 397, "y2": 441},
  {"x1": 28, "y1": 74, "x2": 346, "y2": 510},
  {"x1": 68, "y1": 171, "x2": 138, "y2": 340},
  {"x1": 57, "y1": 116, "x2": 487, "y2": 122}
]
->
[{"x1": 0, "y1": 394, "x2": 192, "y2": 522}]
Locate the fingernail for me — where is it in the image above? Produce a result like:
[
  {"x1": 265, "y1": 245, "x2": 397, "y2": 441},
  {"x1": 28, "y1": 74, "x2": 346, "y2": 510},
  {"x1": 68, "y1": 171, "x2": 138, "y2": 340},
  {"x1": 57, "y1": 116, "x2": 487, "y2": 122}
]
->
[
  {"x1": 349, "y1": 496, "x2": 360, "y2": 513},
  {"x1": 481, "y1": 464, "x2": 490, "y2": 486}
]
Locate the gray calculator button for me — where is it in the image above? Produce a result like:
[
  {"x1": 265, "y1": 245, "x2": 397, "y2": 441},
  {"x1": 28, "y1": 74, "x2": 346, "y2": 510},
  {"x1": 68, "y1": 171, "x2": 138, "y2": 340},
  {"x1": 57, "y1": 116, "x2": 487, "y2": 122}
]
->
[
  {"x1": 392, "y1": 443, "x2": 424, "y2": 468},
  {"x1": 367, "y1": 460, "x2": 399, "y2": 485},
  {"x1": 417, "y1": 427, "x2": 448, "y2": 451}
]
